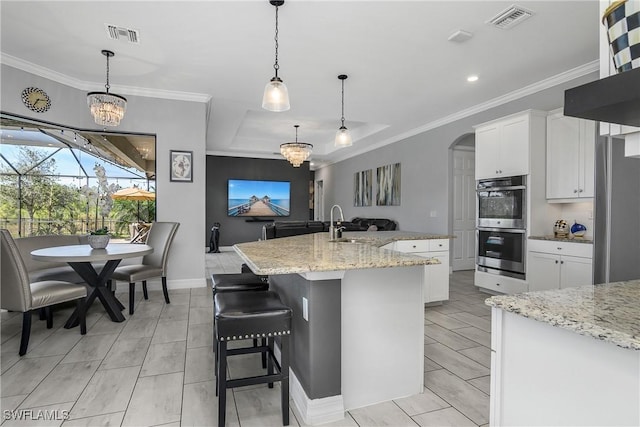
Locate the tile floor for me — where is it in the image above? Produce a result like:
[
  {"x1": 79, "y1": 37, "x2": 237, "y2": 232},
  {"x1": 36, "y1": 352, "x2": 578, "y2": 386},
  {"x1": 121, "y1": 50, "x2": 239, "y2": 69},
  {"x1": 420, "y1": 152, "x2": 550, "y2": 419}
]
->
[{"x1": 1, "y1": 249, "x2": 491, "y2": 426}]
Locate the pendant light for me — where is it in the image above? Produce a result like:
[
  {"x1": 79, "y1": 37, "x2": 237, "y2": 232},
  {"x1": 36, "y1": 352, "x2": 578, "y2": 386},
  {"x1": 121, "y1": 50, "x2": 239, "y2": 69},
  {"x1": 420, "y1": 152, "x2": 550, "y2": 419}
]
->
[
  {"x1": 335, "y1": 74, "x2": 352, "y2": 147},
  {"x1": 262, "y1": 0, "x2": 290, "y2": 112},
  {"x1": 280, "y1": 125, "x2": 312, "y2": 167},
  {"x1": 87, "y1": 50, "x2": 127, "y2": 127}
]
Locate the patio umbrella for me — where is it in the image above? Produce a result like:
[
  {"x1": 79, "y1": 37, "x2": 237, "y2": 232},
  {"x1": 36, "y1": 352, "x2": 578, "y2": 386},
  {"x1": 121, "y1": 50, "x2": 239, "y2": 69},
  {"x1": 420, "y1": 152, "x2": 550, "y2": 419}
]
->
[{"x1": 111, "y1": 187, "x2": 156, "y2": 220}]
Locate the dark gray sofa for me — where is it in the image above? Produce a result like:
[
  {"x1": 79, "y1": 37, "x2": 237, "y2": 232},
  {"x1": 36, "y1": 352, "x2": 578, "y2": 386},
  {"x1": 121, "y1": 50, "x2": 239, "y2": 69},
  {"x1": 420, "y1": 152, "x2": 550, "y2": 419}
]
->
[{"x1": 261, "y1": 218, "x2": 397, "y2": 240}]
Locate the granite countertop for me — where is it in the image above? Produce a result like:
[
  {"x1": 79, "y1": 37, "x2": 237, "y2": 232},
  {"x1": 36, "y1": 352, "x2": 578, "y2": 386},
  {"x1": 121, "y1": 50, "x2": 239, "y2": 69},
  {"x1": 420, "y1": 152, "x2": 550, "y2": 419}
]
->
[
  {"x1": 234, "y1": 231, "x2": 449, "y2": 275},
  {"x1": 529, "y1": 235, "x2": 593, "y2": 244},
  {"x1": 486, "y1": 280, "x2": 640, "y2": 350}
]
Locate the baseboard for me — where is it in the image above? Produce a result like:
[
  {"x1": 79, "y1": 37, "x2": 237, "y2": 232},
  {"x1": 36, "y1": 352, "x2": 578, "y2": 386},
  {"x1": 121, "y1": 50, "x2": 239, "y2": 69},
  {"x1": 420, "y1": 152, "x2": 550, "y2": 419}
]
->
[
  {"x1": 112, "y1": 277, "x2": 206, "y2": 290},
  {"x1": 290, "y1": 369, "x2": 345, "y2": 425}
]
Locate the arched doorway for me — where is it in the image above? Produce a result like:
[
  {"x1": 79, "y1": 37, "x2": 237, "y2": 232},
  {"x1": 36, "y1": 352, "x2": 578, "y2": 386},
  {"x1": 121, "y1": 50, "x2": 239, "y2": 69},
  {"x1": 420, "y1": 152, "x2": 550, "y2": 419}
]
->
[{"x1": 449, "y1": 133, "x2": 475, "y2": 271}]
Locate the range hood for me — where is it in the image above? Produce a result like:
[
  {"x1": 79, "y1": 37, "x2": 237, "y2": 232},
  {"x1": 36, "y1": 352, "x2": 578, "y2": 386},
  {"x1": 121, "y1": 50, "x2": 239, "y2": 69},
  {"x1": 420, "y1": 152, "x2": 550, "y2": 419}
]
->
[{"x1": 564, "y1": 67, "x2": 640, "y2": 127}]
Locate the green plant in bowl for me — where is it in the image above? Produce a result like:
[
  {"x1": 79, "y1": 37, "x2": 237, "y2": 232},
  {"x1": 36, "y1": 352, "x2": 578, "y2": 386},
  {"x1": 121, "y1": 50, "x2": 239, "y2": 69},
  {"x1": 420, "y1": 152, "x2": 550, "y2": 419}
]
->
[{"x1": 91, "y1": 227, "x2": 109, "y2": 235}]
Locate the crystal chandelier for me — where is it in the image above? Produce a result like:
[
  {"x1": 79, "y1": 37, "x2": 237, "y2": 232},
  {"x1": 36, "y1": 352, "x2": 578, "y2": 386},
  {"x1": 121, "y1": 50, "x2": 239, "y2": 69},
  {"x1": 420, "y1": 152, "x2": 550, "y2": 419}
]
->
[
  {"x1": 87, "y1": 50, "x2": 127, "y2": 127},
  {"x1": 262, "y1": 0, "x2": 290, "y2": 112},
  {"x1": 280, "y1": 125, "x2": 312, "y2": 167},
  {"x1": 335, "y1": 74, "x2": 352, "y2": 147}
]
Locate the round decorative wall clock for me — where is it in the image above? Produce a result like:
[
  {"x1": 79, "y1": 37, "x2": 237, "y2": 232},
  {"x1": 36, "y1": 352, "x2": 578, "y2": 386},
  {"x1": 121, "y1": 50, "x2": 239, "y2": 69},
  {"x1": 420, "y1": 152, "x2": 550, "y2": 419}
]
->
[{"x1": 21, "y1": 87, "x2": 51, "y2": 113}]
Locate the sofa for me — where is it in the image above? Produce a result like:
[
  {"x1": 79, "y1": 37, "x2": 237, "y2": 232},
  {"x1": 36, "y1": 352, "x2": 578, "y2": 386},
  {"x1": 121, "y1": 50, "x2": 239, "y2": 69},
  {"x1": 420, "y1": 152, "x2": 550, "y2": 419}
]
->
[
  {"x1": 261, "y1": 218, "x2": 397, "y2": 240},
  {"x1": 15, "y1": 234, "x2": 96, "y2": 283}
]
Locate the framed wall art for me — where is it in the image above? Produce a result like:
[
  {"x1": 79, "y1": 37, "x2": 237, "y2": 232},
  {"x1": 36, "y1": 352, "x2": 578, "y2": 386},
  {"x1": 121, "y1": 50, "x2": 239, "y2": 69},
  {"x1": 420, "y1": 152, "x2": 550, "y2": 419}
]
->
[
  {"x1": 376, "y1": 163, "x2": 401, "y2": 206},
  {"x1": 354, "y1": 169, "x2": 372, "y2": 207},
  {"x1": 170, "y1": 150, "x2": 193, "y2": 182}
]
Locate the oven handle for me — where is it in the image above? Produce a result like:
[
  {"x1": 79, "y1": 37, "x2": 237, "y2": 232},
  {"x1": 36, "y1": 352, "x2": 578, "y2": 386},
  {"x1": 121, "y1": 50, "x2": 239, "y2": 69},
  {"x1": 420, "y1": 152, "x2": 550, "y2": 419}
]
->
[
  {"x1": 477, "y1": 227, "x2": 526, "y2": 233},
  {"x1": 476, "y1": 185, "x2": 526, "y2": 192}
]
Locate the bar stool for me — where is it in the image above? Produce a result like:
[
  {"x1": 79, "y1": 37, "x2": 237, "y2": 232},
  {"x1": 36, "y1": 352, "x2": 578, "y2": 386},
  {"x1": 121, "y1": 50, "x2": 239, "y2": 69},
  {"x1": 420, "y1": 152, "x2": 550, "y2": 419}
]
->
[{"x1": 215, "y1": 290, "x2": 292, "y2": 427}]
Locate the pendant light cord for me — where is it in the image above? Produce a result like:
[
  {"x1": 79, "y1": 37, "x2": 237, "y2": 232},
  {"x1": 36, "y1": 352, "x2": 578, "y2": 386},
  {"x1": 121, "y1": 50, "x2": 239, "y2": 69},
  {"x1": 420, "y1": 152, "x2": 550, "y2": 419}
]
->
[
  {"x1": 105, "y1": 54, "x2": 111, "y2": 94},
  {"x1": 273, "y1": 4, "x2": 280, "y2": 78},
  {"x1": 340, "y1": 78, "x2": 346, "y2": 127}
]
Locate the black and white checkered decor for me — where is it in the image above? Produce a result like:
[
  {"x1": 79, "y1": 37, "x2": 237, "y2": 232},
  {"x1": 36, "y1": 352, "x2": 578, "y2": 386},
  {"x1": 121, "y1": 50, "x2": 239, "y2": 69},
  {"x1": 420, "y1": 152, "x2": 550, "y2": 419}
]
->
[{"x1": 603, "y1": 0, "x2": 640, "y2": 72}]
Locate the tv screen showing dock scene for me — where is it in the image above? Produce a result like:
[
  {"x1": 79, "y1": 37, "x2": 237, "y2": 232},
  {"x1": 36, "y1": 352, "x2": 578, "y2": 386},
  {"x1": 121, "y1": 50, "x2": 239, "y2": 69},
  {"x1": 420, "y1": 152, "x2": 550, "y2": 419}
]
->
[{"x1": 228, "y1": 179, "x2": 291, "y2": 217}]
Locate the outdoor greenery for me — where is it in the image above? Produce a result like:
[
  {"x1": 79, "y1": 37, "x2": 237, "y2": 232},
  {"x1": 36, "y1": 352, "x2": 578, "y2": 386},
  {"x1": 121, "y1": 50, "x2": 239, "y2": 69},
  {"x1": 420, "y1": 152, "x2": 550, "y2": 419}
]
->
[{"x1": 0, "y1": 146, "x2": 155, "y2": 238}]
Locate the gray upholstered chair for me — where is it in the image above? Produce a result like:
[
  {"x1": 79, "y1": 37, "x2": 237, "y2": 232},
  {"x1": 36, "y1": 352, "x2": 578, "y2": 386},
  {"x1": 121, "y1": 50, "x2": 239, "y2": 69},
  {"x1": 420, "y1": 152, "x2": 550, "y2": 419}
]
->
[
  {"x1": 109, "y1": 222, "x2": 179, "y2": 315},
  {"x1": 1, "y1": 229, "x2": 87, "y2": 356}
]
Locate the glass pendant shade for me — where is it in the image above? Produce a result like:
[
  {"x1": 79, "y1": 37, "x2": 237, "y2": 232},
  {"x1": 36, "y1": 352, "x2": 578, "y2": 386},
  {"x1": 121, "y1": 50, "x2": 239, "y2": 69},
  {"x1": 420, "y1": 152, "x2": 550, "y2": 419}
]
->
[
  {"x1": 335, "y1": 126, "x2": 352, "y2": 147},
  {"x1": 87, "y1": 92, "x2": 127, "y2": 126},
  {"x1": 262, "y1": 77, "x2": 290, "y2": 112}
]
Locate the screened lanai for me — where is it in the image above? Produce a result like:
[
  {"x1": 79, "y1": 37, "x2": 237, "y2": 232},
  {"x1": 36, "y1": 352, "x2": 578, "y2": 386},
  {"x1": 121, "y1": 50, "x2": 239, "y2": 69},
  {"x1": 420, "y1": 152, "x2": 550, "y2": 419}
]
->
[{"x1": 0, "y1": 113, "x2": 156, "y2": 238}]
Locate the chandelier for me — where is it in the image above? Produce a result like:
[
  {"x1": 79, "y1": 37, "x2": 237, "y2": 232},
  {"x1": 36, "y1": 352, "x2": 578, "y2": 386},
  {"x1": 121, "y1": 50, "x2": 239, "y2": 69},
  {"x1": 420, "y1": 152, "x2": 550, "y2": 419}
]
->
[
  {"x1": 280, "y1": 125, "x2": 312, "y2": 167},
  {"x1": 262, "y1": 0, "x2": 290, "y2": 112},
  {"x1": 87, "y1": 50, "x2": 127, "y2": 127},
  {"x1": 335, "y1": 74, "x2": 352, "y2": 147}
]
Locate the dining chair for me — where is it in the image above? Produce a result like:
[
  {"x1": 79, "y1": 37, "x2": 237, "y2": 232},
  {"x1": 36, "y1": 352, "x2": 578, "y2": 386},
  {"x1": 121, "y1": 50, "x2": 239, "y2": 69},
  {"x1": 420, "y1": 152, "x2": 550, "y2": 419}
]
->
[
  {"x1": 0, "y1": 229, "x2": 87, "y2": 356},
  {"x1": 109, "y1": 222, "x2": 179, "y2": 314}
]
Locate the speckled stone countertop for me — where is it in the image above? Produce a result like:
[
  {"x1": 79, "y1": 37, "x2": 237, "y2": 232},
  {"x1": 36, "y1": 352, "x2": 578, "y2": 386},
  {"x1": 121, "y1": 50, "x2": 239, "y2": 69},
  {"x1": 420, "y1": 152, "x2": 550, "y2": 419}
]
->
[
  {"x1": 486, "y1": 280, "x2": 640, "y2": 350},
  {"x1": 529, "y1": 235, "x2": 593, "y2": 244},
  {"x1": 233, "y1": 231, "x2": 450, "y2": 276}
]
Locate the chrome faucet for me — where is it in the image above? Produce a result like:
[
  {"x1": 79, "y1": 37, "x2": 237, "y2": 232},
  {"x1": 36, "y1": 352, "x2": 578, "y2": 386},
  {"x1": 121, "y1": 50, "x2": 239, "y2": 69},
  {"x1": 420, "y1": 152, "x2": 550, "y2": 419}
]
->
[{"x1": 329, "y1": 204, "x2": 345, "y2": 240}]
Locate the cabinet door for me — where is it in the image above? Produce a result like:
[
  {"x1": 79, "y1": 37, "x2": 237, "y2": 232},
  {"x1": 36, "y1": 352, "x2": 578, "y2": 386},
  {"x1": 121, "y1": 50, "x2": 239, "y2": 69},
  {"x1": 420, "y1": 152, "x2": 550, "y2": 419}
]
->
[
  {"x1": 578, "y1": 120, "x2": 596, "y2": 198},
  {"x1": 499, "y1": 115, "x2": 530, "y2": 177},
  {"x1": 425, "y1": 252, "x2": 449, "y2": 302},
  {"x1": 527, "y1": 251, "x2": 561, "y2": 291},
  {"x1": 547, "y1": 113, "x2": 581, "y2": 199},
  {"x1": 475, "y1": 124, "x2": 500, "y2": 179},
  {"x1": 560, "y1": 255, "x2": 593, "y2": 288}
]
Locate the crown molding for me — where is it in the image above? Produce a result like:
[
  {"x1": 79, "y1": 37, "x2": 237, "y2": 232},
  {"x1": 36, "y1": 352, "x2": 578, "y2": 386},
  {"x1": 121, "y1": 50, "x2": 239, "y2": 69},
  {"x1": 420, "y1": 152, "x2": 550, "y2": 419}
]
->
[
  {"x1": 1, "y1": 52, "x2": 211, "y2": 103},
  {"x1": 327, "y1": 60, "x2": 600, "y2": 166}
]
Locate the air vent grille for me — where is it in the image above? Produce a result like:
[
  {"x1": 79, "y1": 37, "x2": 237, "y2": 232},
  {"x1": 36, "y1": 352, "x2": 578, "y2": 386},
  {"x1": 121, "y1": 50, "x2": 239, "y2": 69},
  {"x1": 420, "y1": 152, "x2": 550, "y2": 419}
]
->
[
  {"x1": 105, "y1": 24, "x2": 140, "y2": 43},
  {"x1": 487, "y1": 5, "x2": 533, "y2": 29}
]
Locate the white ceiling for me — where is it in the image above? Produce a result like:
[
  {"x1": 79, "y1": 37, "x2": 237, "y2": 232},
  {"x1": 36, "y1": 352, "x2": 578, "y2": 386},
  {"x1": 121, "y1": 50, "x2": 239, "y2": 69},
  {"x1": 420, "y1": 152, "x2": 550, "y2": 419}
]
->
[{"x1": 0, "y1": 1, "x2": 599, "y2": 168}]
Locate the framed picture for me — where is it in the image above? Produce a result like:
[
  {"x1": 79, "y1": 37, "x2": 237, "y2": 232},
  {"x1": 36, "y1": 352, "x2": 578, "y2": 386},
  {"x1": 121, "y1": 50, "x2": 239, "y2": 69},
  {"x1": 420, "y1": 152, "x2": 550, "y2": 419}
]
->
[
  {"x1": 376, "y1": 162, "x2": 401, "y2": 206},
  {"x1": 170, "y1": 150, "x2": 193, "y2": 182},
  {"x1": 354, "y1": 169, "x2": 372, "y2": 207}
]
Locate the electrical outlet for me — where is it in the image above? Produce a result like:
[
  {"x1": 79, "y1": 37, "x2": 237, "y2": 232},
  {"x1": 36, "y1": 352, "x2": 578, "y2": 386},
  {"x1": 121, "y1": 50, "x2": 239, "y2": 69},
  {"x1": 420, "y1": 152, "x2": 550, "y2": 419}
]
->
[{"x1": 302, "y1": 297, "x2": 309, "y2": 321}]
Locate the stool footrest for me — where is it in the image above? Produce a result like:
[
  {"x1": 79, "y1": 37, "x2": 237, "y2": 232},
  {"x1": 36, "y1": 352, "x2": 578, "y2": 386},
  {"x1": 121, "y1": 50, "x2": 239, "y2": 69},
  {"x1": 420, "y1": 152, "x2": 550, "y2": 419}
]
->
[
  {"x1": 227, "y1": 372, "x2": 287, "y2": 390},
  {"x1": 227, "y1": 346, "x2": 268, "y2": 356}
]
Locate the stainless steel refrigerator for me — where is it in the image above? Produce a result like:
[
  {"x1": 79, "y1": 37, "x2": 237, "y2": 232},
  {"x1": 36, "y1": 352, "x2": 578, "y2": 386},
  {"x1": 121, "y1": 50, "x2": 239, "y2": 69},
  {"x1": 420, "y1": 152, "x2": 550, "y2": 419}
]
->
[{"x1": 593, "y1": 135, "x2": 640, "y2": 284}]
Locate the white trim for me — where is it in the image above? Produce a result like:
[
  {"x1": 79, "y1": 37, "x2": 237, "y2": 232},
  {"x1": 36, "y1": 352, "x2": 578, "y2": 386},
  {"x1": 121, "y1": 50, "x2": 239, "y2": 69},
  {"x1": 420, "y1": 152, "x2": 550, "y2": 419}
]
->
[
  {"x1": 1, "y1": 53, "x2": 211, "y2": 103},
  {"x1": 290, "y1": 369, "x2": 345, "y2": 426},
  {"x1": 321, "y1": 60, "x2": 599, "y2": 167},
  {"x1": 299, "y1": 271, "x2": 345, "y2": 281}
]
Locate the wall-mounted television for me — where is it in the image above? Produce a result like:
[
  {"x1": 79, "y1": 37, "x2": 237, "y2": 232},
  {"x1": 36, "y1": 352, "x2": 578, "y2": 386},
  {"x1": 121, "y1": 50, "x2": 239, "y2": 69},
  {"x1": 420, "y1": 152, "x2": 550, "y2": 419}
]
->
[{"x1": 227, "y1": 179, "x2": 291, "y2": 217}]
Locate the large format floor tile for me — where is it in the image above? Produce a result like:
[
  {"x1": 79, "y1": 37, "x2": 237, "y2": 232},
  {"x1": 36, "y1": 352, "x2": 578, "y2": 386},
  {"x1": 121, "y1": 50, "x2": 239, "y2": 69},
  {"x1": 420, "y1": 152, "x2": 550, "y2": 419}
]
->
[{"x1": 0, "y1": 251, "x2": 491, "y2": 427}]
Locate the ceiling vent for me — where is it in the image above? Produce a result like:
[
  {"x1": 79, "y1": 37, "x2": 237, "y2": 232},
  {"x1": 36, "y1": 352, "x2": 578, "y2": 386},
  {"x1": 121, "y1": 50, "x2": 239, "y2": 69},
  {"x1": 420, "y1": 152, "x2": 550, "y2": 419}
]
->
[
  {"x1": 105, "y1": 24, "x2": 140, "y2": 44},
  {"x1": 487, "y1": 5, "x2": 533, "y2": 29}
]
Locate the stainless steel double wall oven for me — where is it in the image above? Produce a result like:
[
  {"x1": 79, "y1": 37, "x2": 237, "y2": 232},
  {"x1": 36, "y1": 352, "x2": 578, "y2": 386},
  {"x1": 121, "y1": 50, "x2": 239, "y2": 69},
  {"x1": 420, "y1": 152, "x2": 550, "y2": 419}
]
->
[{"x1": 476, "y1": 175, "x2": 526, "y2": 279}]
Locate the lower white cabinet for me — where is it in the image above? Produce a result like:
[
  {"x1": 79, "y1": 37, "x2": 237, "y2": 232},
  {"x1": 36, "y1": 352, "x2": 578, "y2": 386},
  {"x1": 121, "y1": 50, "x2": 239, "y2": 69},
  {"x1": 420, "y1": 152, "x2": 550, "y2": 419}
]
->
[
  {"x1": 393, "y1": 239, "x2": 450, "y2": 303},
  {"x1": 527, "y1": 240, "x2": 593, "y2": 292},
  {"x1": 474, "y1": 270, "x2": 528, "y2": 294}
]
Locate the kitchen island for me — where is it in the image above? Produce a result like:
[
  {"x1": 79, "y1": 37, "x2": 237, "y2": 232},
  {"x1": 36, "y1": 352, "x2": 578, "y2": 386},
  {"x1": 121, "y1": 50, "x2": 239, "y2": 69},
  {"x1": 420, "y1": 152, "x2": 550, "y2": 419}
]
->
[
  {"x1": 234, "y1": 231, "x2": 448, "y2": 425},
  {"x1": 486, "y1": 280, "x2": 640, "y2": 426}
]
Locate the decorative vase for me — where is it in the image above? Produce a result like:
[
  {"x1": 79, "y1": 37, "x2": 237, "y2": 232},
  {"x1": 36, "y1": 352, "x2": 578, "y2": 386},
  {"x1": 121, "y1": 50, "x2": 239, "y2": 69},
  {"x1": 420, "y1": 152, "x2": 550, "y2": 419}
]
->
[
  {"x1": 88, "y1": 234, "x2": 110, "y2": 249},
  {"x1": 570, "y1": 221, "x2": 587, "y2": 238},
  {"x1": 602, "y1": 0, "x2": 640, "y2": 73},
  {"x1": 554, "y1": 219, "x2": 569, "y2": 238}
]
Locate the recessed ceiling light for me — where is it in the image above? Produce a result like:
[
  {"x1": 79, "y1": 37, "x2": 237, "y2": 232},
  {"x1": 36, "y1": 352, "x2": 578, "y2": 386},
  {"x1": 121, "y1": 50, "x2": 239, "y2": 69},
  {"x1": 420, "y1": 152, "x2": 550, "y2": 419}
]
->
[{"x1": 467, "y1": 75, "x2": 479, "y2": 82}]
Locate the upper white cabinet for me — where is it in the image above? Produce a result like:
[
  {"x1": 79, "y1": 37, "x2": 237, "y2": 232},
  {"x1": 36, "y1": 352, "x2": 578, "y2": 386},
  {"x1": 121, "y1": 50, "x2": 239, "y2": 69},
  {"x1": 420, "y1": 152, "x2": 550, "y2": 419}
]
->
[
  {"x1": 475, "y1": 111, "x2": 546, "y2": 180},
  {"x1": 546, "y1": 109, "x2": 596, "y2": 201}
]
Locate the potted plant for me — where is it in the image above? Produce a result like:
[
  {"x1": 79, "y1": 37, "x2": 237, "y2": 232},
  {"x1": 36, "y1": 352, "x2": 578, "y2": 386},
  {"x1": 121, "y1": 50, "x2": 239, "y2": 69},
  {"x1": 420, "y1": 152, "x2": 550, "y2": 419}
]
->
[{"x1": 88, "y1": 227, "x2": 110, "y2": 249}]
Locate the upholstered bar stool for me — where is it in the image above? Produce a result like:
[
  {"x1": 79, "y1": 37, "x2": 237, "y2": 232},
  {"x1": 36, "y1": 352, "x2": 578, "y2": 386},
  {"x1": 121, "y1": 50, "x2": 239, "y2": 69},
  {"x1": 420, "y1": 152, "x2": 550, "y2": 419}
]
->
[{"x1": 214, "y1": 290, "x2": 292, "y2": 427}]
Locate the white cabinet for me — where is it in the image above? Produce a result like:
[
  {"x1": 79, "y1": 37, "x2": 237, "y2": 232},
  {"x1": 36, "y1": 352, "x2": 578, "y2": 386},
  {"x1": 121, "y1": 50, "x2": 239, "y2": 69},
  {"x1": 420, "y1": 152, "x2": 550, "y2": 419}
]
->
[
  {"x1": 393, "y1": 239, "x2": 450, "y2": 303},
  {"x1": 474, "y1": 270, "x2": 528, "y2": 294},
  {"x1": 475, "y1": 111, "x2": 543, "y2": 180},
  {"x1": 527, "y1": 239, "x2": 593, "y2": 292},
  {"x1": 546, "y1": 109, "x2": 596, "y2": 201}
]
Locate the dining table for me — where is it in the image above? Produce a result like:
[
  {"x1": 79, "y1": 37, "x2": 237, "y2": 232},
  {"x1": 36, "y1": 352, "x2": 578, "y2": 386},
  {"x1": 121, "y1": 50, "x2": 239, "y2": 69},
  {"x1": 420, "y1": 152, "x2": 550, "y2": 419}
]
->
[{"x1": 31, "y1": 243, "x2": 153, "y2": 327}]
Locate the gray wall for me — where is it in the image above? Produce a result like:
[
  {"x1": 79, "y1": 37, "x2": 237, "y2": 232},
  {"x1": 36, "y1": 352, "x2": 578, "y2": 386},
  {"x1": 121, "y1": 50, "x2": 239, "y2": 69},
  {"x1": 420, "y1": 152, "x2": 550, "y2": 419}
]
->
[
  {"x1": 2, "y1": 64, "x2": 208, "y2": 288},
  {"x1": 206, "y1": 155, "x2": 312, "y2": 246},
  {"x1": 315, "y1": 72, "x2": 599, "y2": 235}
]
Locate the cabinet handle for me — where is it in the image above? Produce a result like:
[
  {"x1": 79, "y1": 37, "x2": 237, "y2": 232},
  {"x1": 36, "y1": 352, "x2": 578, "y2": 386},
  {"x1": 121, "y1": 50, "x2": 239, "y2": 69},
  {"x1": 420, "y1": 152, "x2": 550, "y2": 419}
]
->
[
  {"x1": 412, "y1": 245, "x2": 416, "y2": 248},
  {"x1": 561, "y1": 261, "x2": 564, "y2": 264},
  {"x1": 579, "y1": 189, "x2": 583, "y2": 193},
  {"x1": 557, "y1": 247, "x2": 562, "y2": 250},
  {"x1": 574, "y1": 189, "x2": 578, "y2": 193},
  {"x1": 495, "y1": 170, "x2": 499, "y2": 174},
  {"x1": 555, "y1": 260, "x2": 558, "y2": 264},
  {"x1": 496, "y1": 283, "x2": 501, "y2": 286}
]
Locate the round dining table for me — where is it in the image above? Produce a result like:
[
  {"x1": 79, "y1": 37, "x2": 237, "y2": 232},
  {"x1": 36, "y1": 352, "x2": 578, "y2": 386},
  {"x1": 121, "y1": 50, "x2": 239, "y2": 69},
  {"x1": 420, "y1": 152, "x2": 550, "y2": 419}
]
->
[{"x1": 31, "y1": 243, "x2": 153, "y2": 326}]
